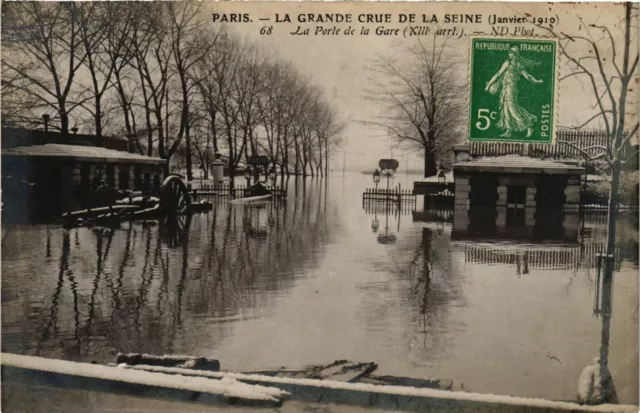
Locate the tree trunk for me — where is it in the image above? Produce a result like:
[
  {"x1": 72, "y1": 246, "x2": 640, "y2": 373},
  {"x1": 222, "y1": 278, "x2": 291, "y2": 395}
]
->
[
  {"x1": 59, "y1": 106, "x2": 69, "y2": 135},
  {"x1": 595, "y1": 160, "x2": 622, "y2": 405},
  {"x1": 95, "y1": 95, "x2": 102, "y2": 137},
  {"x1": 324, "y1": 141, "x2": 329, "y2": 177},
  {"x1": 182, "y1": 90, "x2": 192, "y2": 182},
  {"x1": 424, "y1": 148, "x2": 437, "y2": 178},
  {"x1": 606, "y1": 162, "x2": 621, "y2": 253}
]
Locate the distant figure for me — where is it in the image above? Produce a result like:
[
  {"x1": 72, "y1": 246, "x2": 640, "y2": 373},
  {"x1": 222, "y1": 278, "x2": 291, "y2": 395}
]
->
[{"x1": 577, "y1": 357, "x2": 618, "y2": 405}]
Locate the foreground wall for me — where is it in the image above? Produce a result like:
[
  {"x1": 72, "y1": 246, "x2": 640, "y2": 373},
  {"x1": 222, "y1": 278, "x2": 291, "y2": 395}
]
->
[{"x1": 2, "y1": 353, "x2": 636, "y2": 413}]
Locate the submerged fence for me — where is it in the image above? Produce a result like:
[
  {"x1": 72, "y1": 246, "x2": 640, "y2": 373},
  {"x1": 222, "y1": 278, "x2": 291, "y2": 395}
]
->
[
  {"x1": 190, "y1": 183, "x2": 287, "y2": 199},
  {"x1": 362, "y1": 184, "x2": 416, "y2": 207},
  {"x1": 363, "y1": 197, "x2": 415, "y2": 215}
]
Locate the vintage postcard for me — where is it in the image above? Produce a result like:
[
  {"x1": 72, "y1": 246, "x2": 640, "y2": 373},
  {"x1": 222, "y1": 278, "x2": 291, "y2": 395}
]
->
[{"x1": 1, "y1": 2, "x2": 638, "y2": 412}]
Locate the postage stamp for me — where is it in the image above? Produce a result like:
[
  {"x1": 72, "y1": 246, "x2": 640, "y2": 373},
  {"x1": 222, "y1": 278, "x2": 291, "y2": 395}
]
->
[{"x1": 469, "y1": 37, "x2": 558, "y2": 143}]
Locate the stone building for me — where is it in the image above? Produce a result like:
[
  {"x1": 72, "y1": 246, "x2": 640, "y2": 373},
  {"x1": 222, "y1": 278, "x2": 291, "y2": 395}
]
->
[
  {"x1": 451, "y1": 144, "x2": 584, "y2": 240},
  {"x1": 2, "y1": 142, "x2": 165, "y2": 221}
]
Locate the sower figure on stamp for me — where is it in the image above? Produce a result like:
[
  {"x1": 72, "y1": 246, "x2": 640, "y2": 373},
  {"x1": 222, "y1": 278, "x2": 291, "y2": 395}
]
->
[{"x1": 484, "y1": 46, "x2": 543, "y2": 138}]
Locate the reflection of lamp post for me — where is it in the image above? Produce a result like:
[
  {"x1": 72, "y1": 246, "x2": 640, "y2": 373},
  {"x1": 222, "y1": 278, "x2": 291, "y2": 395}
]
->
[
  {"x1": 373, "y1": 168, "x2": 381, "y2": 191},
  {"x1": 376, "y1": 207, "x2": 397, "y2": 244},
  {"x1": 42, "y1": 114, "x2": 50, "y2": 132}
]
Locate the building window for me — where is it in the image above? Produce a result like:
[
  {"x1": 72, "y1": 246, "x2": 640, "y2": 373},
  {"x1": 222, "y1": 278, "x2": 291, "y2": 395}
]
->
[
  {"x1": 92, "y1": 165, "x2": 104, "y2": 190},
  {"x1": 80, "y1": 164, "x2": 90, "y2": 190},
  {"x1": 506, "y1": 186, "x2": 526, "y2": 226},
  {"x1": 119, "y1": 166, "x2": 130, "y2": 190},
  {"x1": 106, "y1": 164, "x2": 115, "y2": 188},
  {"x1": 153, "y1": 173, "x2": 160, "y2": 191},
  {"x1": 134, "y1": 166, "x2": 142, "y2": 190}
]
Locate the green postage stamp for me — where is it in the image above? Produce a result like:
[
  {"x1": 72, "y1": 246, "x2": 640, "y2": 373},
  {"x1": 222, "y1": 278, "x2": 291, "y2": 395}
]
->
[{"x1": 469, "y1": 37, "x2": 558, "y2": 144}]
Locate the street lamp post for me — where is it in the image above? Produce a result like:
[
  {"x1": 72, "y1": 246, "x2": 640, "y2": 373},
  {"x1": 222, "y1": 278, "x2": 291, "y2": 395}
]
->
[
  {"x1": 71, "y1": 127, "x2": 78, "y2": 144},
  {"x1": 42, "y1": 114, "x2": 50, "y2": 132},
  {"x1": 199, "y1": 163, "x2": 204, "y2": 184},
  {"x1": 373, "y1": 168, "x2": 381, "y2": 192},
  {"x1": 244, "y1": 167, "x2": 252, "y2": 187},
  {"x1": 438, "y1": 166, "x2": 446, "y2": 186}
]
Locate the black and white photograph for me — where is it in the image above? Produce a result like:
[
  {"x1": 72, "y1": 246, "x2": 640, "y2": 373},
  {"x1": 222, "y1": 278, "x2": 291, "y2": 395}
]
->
[{"x1": 1, "y1": 2, "x2": 638, "y2": 412}]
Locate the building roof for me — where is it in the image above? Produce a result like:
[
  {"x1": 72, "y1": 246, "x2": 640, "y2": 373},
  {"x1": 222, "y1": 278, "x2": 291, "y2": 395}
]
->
[
  {"x1": 2, "y1": 143, "x2": 165, "y2": 165},
  {"x1": 453, "y1": 155, "x2": 584, "y2": 175},
  {"x1": 2, "y1": 127, "x2": 129, "y2": 152},
  {"x1": 415, "y1": 171, "x2": 454, "y2": 184}
]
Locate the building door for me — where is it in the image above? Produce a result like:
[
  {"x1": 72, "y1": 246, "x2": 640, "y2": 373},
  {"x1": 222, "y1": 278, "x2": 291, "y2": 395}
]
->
[
  {"x1": 119, "y1": 166, "x2": 130, "y2": 190},
  {"x1": 535, "y1": 175, "x2": 565, "y2": 239},
  {"x1": 469, "y1": 174, "x2": 498, "y2": 233},
  {"x1": 34, "y1": 160, "x2": 63, "y2": 219}
]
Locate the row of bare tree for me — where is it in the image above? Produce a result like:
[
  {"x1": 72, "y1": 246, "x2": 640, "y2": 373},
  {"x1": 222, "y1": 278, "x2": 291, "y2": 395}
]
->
[{"x1": 2, "y1": 2, "x2": 345, "y2": 181}]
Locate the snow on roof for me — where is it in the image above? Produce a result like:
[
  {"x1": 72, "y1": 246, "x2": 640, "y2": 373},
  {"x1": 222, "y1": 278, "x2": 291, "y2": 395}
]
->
[
  {"x1": 454, "y1": 155, "x2": 584, "y2": 175},
  {"x1": 415, "y1": 171, "x2": 454, "y2": 183},
  {"x1": 2, "y1": 143, "x2": 165, "y2": 165}
]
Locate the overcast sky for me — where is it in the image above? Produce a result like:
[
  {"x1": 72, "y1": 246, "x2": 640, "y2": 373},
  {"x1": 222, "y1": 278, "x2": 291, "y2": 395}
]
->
[{"x1": 211, "y1": 2, "x2": 637, "y2": 172}]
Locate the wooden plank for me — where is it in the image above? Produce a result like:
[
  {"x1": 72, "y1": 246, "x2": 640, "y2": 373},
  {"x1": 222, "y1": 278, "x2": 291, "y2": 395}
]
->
[
  {"x1": 359, "y1": 375, "x2": 453, "y2": 391},
  {"x1": 248, "y1": 361, "x2": 377, "y2": 383},
  {"x1": 230, "y1": 195, "x2": 272, "y2": 204}
]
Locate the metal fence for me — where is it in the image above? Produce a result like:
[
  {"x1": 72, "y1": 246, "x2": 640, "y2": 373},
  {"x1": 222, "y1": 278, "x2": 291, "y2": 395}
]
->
[
  {"x1": 362, "y1": 185, "x2": 416, "y2": 206},
  {"x1": 190, "y1": 183, "x2": 287, "y2": 199},
  {"x1": 469, "y1": 130, "x2": 634, "y2": 159}
]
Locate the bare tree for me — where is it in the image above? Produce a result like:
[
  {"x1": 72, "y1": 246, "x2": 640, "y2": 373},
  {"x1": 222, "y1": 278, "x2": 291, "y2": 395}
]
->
[
  {"x1": 365, "y1": 35, "x2": 464, "y2": 177},
  {"x1": 166, "y1": 1, "x2": 213, "y2": 181},
  {"x1": 2, "y1": 2, "x2": 90, "y2": 134},
  {"x1": 540, "y1": 4, "x2": 638, "y2": 249},
  {"x1": 534, "y1": 3, "x2": 638, "y2": 404},
  {"x1": 77, "y1": 3, "x2": 111, "y2": 137},
  {"x1": 2, "y1": 2, "x2": 344, "y2": 179}
]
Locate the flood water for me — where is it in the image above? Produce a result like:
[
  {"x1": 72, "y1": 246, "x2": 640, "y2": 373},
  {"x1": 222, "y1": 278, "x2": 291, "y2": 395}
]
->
[{"x1": 2, "y1": 173, "x2": 638, "y2": 404}]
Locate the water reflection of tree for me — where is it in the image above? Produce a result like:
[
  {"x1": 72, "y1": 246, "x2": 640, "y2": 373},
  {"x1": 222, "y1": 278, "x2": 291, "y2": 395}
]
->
[
  {"x1": 18, "y1": 179, "x2": 335, "y2": 363},
  {"x1": 404, "y1": 227, "x2": 464, "y2": 362}
]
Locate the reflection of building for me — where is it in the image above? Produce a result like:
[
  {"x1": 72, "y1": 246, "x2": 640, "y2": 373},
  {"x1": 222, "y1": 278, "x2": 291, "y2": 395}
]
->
[
  {"x1": 452, "y1": 144, "x2": 584, "y2": 239},
  {"x1": 2, "y1": 129, "x2": 166, "y2": 220},
  {"x1": 461, "y1": 242, "x2": 621, "y2": 272}
]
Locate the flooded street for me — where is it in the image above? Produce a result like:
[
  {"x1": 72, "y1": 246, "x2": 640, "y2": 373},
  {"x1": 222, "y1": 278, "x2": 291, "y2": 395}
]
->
[{"x1": 2, "y1": 173, "x2": 637, "y2": 404}]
